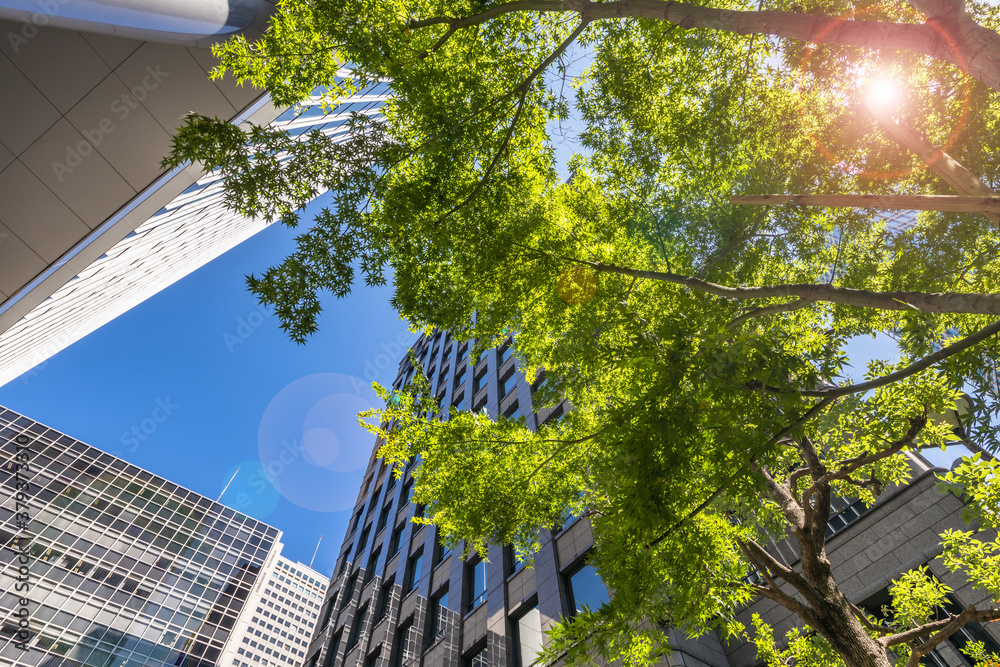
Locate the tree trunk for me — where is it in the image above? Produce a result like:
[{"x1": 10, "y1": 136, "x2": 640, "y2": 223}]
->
[{"x1": 811, "y1": 588, "x2": 894, "y2": 667}]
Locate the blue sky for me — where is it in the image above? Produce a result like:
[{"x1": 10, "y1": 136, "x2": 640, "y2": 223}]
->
[{"x1": 0, "y1": 191, "x2": 416, "y2": 578}]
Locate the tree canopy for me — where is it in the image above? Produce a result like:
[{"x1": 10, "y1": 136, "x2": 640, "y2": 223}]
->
[{"x1": 165, "y1": 0, "x2": 1000, "y2": 665}]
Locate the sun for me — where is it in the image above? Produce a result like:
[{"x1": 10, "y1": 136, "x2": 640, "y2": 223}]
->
[{"x1": 863, "y1": 76, "x2": 901, "y2": 113}]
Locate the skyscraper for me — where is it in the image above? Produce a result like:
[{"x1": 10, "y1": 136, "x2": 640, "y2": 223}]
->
[
  {"x1": 0, "y1": 13, "x2": 389, "y2": 387},
  {"x1": 0, "y1": 405, "x2": 285, "y2": 667},
  {"x1": 304, "y1": 331, "x2": 1000, "y2": 667},
  {"x1": 303, "y1": 331, "x2": 604, "y2": 667},
  {"x1": 0, "y1": 7, "x2": 278, "y2": 339},
  {"x1": 220, "y1": 550, "x2": 327, "y2": 667}
]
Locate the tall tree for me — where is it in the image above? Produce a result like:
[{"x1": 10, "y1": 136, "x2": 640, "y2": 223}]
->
[{"x1": 165, "y1": 1, "x2": 1000, "y2": 665}]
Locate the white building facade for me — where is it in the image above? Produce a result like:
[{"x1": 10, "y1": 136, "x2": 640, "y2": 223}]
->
[{"x1": 221, "y1": 549, "x2": 327, "y2": 667}]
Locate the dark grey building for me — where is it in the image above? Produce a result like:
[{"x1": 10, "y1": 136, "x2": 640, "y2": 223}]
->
[
  {"x1": 304, "y1": 331, "x2": 1000, "y2": 667},
  {"x1": 0, "y1": 406, "x2": 282, "y2": 667}
]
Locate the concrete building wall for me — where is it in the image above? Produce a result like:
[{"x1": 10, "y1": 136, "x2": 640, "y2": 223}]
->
[
  {"x1": 220, "y1": 550, "x2": 327, "y2": 667},
  {"x1": 724, "y1": 465, "x2": 1000, "y2": 667}
]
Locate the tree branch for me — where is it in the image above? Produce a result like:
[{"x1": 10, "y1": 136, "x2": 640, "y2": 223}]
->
[
  {"x1": 432, "y1": 18, "x2": 589, "y2": 227},
  {"x1": 739, "y1": 536, "x2": 811, "y2": 594},
  {"x1": 572, "y1": 257, "x2": 1000, "y2": 319},
  {"x1": 787, "y1": 436, "x2": 825, "y2": 503},
  {"x1": 646, "y1": 397, "x2": 834, "y2": 549},
  {"x1": 801, "y1": 415, "x2": 926, "y2": 506},
  {"x1": 406, "y1": 0, "x2": 1000, "y2": 90},
  {"x1": 880, "y1": 606, "x2": 1000, "y2": 663},
  {"x1": 799, "y1": 321, "x2": 1000, "y2": 398},
  {"x1": 849, "y1": 600, "x2": 893, "y2": 636},
  {"x1": 725, "y1": 298, "x2": 817, "y2": 330},
  {"x1": 755, "y1": 463, "x2": 806, "y2": 534}
]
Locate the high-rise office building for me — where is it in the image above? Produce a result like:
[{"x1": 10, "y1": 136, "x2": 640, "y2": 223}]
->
[
  {"x1": 0, "y1": 405, "x2": 285, "y2": 667},
  {"x1": 220, "y1": 551, "x2": 327, "y2": 667},
  {"x1": 302, "y1": 331, "x2": 605, "y2": 667},
  {"x1": 304, "y1": 331, "x2": 1000, "y2": 667},
  {"x1": 0, "y1": 12, "x2": 389, "y2": 387},
  {"x1": 0, "y1": 4, "x2": 278, "y2": 339}
]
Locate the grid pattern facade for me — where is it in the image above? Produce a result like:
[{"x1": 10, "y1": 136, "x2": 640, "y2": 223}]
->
[
  {"x1": 303, "y1": 330, "x2": 597, "y2": 667},
  {"x1": 0, "y1": 406, "x2": 281, "y2": 667},
  {"x1": 0, "y1": 83, "x2": 390, "y2": 387},
  {"x1": 222, "y1": 553, "x2": 327, "y2": 667}
]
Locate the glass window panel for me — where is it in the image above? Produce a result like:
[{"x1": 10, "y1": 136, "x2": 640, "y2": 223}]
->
[
  {"x1": 466, "y1": 646, "x2": 489, "y2": 667},
  {"x1": 567, "y1": 564, "x2": 608, "y2": 613},
  {"x1": 467, "y1": 559, "x2": 487, "y2": 609},
  {"x1": 514, "y1": 606, "x2": 543, "y2": 667},
  {"x1": 406, "y1": 551, "x2": 422, "y2": 592}
]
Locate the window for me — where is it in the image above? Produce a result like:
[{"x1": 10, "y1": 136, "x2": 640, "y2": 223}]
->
[
  {"x1": 389, "y1": 619, "x2": 412, "y2": 667},
  {"x1": 355, "y1": 526, "x2": 371, "y2": 558},
  {"x1": 376, "y1": 504, "x2": 391, "y2": 534},
  {"x1": 499, "y1": 343, "x2": 514, "y2": 365},
  {"x1": 343, "y1": 572, "x2": 359, "y2": 605},
  {"x1": 503, "y1": 402, "x2": 520, "y2": 420},
  {"x1": 825, "y1": 496, "x2": 869, "y2": 538},
  {"x1": 542, "y1": 405, "x2": 564, "y2": 426},
  {"x1": 427, "y1": 589, "x2": 449, "y2": 645},
  {"x1": 365, "y1": 546, "x2": 381, "y2": 583},
  {"x1": 472, "y1": 394, "x2": 488, "y2": 412},
  {"x1": 472, "y1": 367, "x2": 488, "y2": 395},
  {"x1": 351, "y1": 507, "x2": 365, "y2": 533},
  {"x1": 364, "y1": 648, "x2": 381, "y2": 667},
  {"x1": 466, "y1": 557, "x2": 487, "y2": 610},
  {"x1": 405, "y1": 549, "x2": 423, "y2": 593},
  {"x1": 319, "y1": 595, "x2": 337, "y2": 630},
  {"x1": 401, "y1": 479, "x2": 415, "y2": 505},
  {"x1": 377, "y1": 576, "x2": 395, "y2": 620},
  {"x1": 414, "y1": 503, "x2": 426, "y2": 519},
  {"x1": 338, "y1": 545, "x2": 353, "y2": 575},
  {"x1": 505, "y1": 545, "x2": 525, "y2": 575},
  {"x1": 566, "y1": 563, "x2": 609, "y2": 614},
  {"x1": 500, "y1": 371, "x2": 518, "y2": 398},
  {"x1": 347, "y1": 603, "x2": 368, "y2": 648},
  {"x1": 451, "y1": 390, "x2": 466, "y2": 412},
  {"x1": 512, "y1": 606, "x2": 543, "y2": 667},
  {"x1": 465, "y1": 645, "x2": 489, "y2": 667},
  {"x1": 435, "y1": 534, "x2": 452, "y2": 565},
  {"x1": 368, "y1": 487, "x2": 382, "y2": 513},
  {"x1": 453, "y1": 366, "x2": 466, "y2": 390},
  {"x1": 322, "y1": 631, "x2": 341, "y2": 667},
  {"x1": 388, "y1": 523, "x2": 404, "y2": 557}
]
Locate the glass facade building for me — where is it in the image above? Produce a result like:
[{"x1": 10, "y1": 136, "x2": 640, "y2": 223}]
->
[{"x1": 0, "y1": 406, "x2": 281, "y2": 667}]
